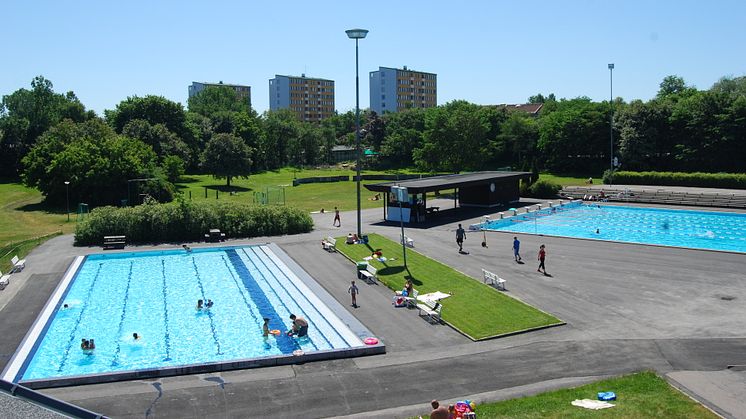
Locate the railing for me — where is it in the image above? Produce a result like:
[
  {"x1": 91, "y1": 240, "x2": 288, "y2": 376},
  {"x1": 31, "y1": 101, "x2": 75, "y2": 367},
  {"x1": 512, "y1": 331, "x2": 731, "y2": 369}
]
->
[{"x1": 0, "y1": 379, "x2": 107, "y2": 418}]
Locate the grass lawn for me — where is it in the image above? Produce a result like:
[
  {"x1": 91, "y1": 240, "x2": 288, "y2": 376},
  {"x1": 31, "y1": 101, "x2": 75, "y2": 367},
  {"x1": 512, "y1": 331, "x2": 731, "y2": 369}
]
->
[
  {"x1": 175, "y1": 167, "x2": 415, "y2": 213},
  {"x1": 335, "y1": 233, "x2": 562, "y2": 340},
  {"x1": 538, "y1": 173, "x2": 596, "y2": 187},
  {"x1": 456, "y1": 371, "x2": 716, "y2": 418},
  {"x1": 0, "y1": 181, "x2": 73, "y2": 272}
]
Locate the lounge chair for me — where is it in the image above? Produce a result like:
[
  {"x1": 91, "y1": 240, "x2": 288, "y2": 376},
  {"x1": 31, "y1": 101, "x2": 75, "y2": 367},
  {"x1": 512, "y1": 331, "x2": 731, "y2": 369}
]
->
[
  {"x1": 0, "y1": 271, "x2": 9, "y2": 290},
  {"x1": 10, "y1": 255, "x2": 26, "y2": 273}
]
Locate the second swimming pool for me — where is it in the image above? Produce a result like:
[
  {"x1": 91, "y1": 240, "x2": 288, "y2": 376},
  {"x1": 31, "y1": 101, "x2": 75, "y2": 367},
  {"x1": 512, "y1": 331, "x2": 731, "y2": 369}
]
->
[
  {"x1": 479, "y1": 202, "x2": 746, "y2": 253},
  {"x1": 5, "y1": 244, "x2": 381, "y2": 387}
]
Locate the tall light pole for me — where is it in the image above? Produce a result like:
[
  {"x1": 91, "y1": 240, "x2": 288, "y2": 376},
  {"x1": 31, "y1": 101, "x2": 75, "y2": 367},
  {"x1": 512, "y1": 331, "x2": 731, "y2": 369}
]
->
[
  {"x1": 346, "y1": 28, "x2": 368, "y2": 238},
  {"x1": 64, "y1": 181, "x2": 70, "y2": 222},
  {"x1": 608, "y1": 63, "x2": 614, "y2": 173}
]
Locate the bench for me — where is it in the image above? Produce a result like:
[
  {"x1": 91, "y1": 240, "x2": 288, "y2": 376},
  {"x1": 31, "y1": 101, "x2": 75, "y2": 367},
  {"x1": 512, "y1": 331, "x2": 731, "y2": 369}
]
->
[
  {"x1": 0, "y1": 271, "x2": 9, "y2": 290},
  {"x1": 103, "y1": 235, "x2": 126, "y2": 250},
  {"x1": 358, "y1": 264, "x2": 377, "y2": 284},
  {"x1": 322, "y1": 236, "x2": 336, "y2": 252},
  {"x1": 204, "y1": 229, "x2": 226, "y2": 242},
  {"x1": 416, "y1": 298, "x2": 442, "y2": 323},
  {"x1": 482, "y1": 269, "x2": 506, "y2": 291}
]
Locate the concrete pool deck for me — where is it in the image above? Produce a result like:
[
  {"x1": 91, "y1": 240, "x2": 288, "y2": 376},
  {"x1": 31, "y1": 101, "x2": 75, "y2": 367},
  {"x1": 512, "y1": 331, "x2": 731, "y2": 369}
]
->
[{"x1": 1, "y1": 201, "x2": 746, "y2": 418}]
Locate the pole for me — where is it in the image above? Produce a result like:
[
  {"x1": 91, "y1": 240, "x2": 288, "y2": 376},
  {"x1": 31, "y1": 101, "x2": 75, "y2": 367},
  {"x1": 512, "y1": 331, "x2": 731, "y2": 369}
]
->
[
  {"x1": 354, "y1": 38, "x2": 362, "y2": 238},
  {"x1": 65, "y1": 182, "x2": 70, "y2": 222},
  {"x1": 609, "y1": 63, "x2": 614, "y2": 172},
  {"x1": 399, "y1": 200, "x2": 407, "y2": 269}
]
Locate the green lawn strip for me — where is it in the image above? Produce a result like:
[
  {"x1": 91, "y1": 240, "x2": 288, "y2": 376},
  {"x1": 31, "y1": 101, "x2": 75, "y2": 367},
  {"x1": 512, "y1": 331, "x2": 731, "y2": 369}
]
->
[
  {"x1": 538, "y1": 173, "x2": 597, "y2": 187},
  {"x1": 335, "y1": 233, "x2": 562, "y2": 340},
  {"x1": 465, "y1": 371, "x2": 716, "y2": 418}
]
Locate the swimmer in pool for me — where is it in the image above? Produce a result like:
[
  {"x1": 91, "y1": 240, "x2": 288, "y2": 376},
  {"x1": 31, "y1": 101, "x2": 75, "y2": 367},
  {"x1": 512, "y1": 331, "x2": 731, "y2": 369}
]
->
[{"x1": 133, "y1": 333, "x2": 140, "y2": 340}]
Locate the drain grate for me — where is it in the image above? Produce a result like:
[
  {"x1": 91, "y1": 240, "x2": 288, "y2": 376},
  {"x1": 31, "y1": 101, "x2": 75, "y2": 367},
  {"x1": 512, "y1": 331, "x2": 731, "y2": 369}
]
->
[{"x1": 720, "y1": 295, "x2": 736, "y2": 301}]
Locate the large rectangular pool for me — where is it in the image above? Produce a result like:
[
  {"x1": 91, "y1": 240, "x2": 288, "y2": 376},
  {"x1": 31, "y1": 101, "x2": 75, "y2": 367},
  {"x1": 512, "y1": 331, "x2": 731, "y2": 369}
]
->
[
  {"x1": 479, "y1": 202, "x2": 746, "y2": 253},
  {"x1": 3, "y1": 244, "x2": 382, "y2": 388}
]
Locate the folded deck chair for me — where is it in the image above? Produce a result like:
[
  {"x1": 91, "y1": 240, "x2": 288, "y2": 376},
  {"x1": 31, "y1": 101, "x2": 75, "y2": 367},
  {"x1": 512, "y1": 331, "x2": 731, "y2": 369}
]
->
[{"x1": 10, "y1": 255, "x2": 26, "y2": 273}]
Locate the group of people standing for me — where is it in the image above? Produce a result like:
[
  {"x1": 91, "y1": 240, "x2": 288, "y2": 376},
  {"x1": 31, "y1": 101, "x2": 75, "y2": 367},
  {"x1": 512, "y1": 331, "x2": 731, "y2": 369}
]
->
[{"x1": 457, "y1": 224, "x2": 548, "y2": 275}]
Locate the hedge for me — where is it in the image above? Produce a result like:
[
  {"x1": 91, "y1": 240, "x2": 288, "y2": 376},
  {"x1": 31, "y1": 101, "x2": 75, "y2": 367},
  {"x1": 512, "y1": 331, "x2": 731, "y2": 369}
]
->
[
  {"x1": 520, "y1": 179, "x2": 562, "y2": 198},
  {"x1": 74, "y1": 200, "x2": 313, "y2": 246},
  {"x1": 605, "y1": 171, "x2": 746, "y2": 189}
]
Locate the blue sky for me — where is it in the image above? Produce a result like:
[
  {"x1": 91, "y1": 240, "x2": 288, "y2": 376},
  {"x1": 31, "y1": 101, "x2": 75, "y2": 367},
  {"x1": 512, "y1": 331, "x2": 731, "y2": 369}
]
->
[{"x1": 3, "y1": 0, "x2": 745, "y2": 115}]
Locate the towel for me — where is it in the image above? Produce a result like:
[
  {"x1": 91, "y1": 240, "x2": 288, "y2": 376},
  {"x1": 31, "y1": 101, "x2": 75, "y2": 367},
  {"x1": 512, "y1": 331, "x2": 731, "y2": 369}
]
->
[{"x1": 571, "y1": 399, "x2": 615, "y2": 410}]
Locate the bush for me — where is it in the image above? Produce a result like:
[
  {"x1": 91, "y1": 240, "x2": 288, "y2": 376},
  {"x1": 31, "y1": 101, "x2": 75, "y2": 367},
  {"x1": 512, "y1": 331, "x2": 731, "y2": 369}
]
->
[
  {"x1": 520, "y1": 179, "x2": 562, "y2": 198},
  {"x1": 74, "y1": 200, "x2": 313, "y2": 246},
  {"x1": 607, "y1": 171, "x2": 746, "y2": 189}
]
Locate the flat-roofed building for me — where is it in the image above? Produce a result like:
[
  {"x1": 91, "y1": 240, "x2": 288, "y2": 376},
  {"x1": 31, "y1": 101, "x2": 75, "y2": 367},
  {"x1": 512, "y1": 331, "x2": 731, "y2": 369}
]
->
[
  {"x1": 369, "y1": 66, "x2": 437, "y2": 114},
  {"x1": 269, "y1": 74, "x2": 335, "y2": 122},
  {"x1": 188, "y1": 81, "x2": 251, "y2": 108}
]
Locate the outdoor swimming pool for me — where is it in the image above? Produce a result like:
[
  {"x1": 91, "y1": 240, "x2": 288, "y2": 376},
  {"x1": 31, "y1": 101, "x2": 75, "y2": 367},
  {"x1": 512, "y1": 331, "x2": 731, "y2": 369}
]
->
[
  {"x1": 479, "y1": 202, "x2": 746, "y2": 253},
  {"x1": 4, "y1": 244, "x2": 381, "y2": 387}
]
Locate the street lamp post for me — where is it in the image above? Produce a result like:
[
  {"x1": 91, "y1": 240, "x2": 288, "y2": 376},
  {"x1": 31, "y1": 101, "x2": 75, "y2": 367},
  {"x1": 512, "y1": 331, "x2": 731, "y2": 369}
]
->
[
  {"x1": 64, "y1": 181, "x2": 70, "y2": 222},
  {"x1": 346, "y1": 28, "x2": 368, "y2": 238},
  {"x1": 608, "y1": 63, "x2": 614, "y2": 173}
]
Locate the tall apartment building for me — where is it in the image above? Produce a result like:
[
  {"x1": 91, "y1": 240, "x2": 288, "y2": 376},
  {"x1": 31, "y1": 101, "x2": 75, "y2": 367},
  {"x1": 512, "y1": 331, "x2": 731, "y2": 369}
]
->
[
  {"x1": 369, "y1": 66, "x2": 437, "y2": 114},
  {"x1": 269, "y1": 74, "x2": 335, "y2": 122},
  {"x1": 188, "y1": 81, "x2": 251, "y2": 108}
]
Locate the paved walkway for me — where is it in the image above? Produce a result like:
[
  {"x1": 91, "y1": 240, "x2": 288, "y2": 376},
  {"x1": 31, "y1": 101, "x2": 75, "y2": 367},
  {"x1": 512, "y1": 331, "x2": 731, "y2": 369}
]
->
[{"x1": 2, "y1": 199, "x2": 746, "y2": 418}]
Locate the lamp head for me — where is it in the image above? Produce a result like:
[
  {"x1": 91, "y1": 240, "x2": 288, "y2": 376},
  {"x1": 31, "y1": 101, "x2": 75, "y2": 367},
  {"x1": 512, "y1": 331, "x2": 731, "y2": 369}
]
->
[
  {"x1": 346, "y1": 29, "x2": 369, "y2": 39},
  {"x1": 608, "y1": 63, "x2": 615, "y2": 70},
  {"x1": 64, "y1": 181, "x2": 70, "y2": 185}
]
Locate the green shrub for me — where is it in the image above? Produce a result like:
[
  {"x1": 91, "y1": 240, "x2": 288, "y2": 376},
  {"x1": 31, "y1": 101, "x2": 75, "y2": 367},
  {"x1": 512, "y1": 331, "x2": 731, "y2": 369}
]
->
[
  {"x1": 521, "y1": 179, "x2": 562, "y2": 198},
  {"x1": 608, "y1": 171, "x2": 746, "y2": 188},
  {"x1": 74, "y1": 200, "x2": 313, "y2": 245}
]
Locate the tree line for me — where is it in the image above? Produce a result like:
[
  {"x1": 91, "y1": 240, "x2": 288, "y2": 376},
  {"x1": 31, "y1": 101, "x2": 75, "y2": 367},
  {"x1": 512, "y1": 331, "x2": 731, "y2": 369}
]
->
[{"x1": 1, "y1": 74, "x2": 745, "y2": 206}]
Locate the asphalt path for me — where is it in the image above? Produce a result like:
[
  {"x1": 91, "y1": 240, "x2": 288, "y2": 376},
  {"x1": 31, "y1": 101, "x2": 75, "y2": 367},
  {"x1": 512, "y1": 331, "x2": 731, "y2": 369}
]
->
[{"x1": 1, "y1": 200, "x2": 745, "y2": 418}]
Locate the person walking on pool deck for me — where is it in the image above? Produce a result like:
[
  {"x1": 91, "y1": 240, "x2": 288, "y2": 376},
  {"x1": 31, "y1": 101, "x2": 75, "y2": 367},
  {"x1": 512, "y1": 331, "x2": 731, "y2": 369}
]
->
[
  {"x1": 333, "y1": 207, "x2": 341, "y2": 227},
  {"x1": 348, "y1": 280, "x2": 359, "y2": 308},
  {"x1": 456, "y1": 224, "x2": 466, "y2": 252},
  {"x1": 538, "y1": 244, "x2": 547, "y2": 275},
  {"x1": 513, "y1": 236, "x2": 522, "y2": 262},
  {"x1": 288, "y1": 314, "x2": 309, "y2": 337}
]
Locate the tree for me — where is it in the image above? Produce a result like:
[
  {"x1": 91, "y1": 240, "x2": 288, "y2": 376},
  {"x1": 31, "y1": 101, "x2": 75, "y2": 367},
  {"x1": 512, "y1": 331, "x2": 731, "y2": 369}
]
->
[
  {"x1": 657, "y1": 75, "x2": 695, "y2": 99},
  {"x1": 528, "y1": 93, "x2": 556, "y2": 104},
  {"x1": 21, "y1": 118, "x2": 168, "y2": 205},
  {"x1": 0, "y1": 76, "x2": 90, "y2": 177},
  {"x1": 106, "y1": 95, "x2": 190, "y2": 140},
  {"x1": 495, "y1": 112, "x2": 539, "y2": 169},
  {"x1": 615, "y1": 99, "x2": 672, "y2": 171},
  {"x1": 122, "y1": 119, "x2": 191, "y2": 164},
  {"x1": 187, "y1": 86, "x2": 252, "y2": 117},
  {"x1": 200, "y1": 133, "x2": 253, "y2": 187},
  {"x1": 414, "y1": 101, "x2": 490, "y2": 172},
  {"x1": 261, "y1": 109, "x2": 301, "y2": 169},
  {"x1": 537, "y1": 98, "x2": 609, "y2": 172}
]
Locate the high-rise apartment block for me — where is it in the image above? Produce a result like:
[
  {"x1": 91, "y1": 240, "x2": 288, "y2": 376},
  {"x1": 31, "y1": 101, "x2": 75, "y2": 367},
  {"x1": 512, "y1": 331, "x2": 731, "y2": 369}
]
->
[
  {"x1": 188, "y1": 81, "x2": 252, "y2": 108},
  {"x1": 269, "y1": 74, "x2": 335, "y2": 122},
  {"x1": 369, "y1": 66, "x2": 437, "y2": 114}
]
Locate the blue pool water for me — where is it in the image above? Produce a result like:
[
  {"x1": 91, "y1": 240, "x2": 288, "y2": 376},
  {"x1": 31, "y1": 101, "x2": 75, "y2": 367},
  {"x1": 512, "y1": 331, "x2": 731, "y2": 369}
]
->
[
  {"x1": 479, "y1": 202, "x2": 746, "y2": 253},
  {"x1": 18, "y1": 245, "x2": 363, "y2": 381}
]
